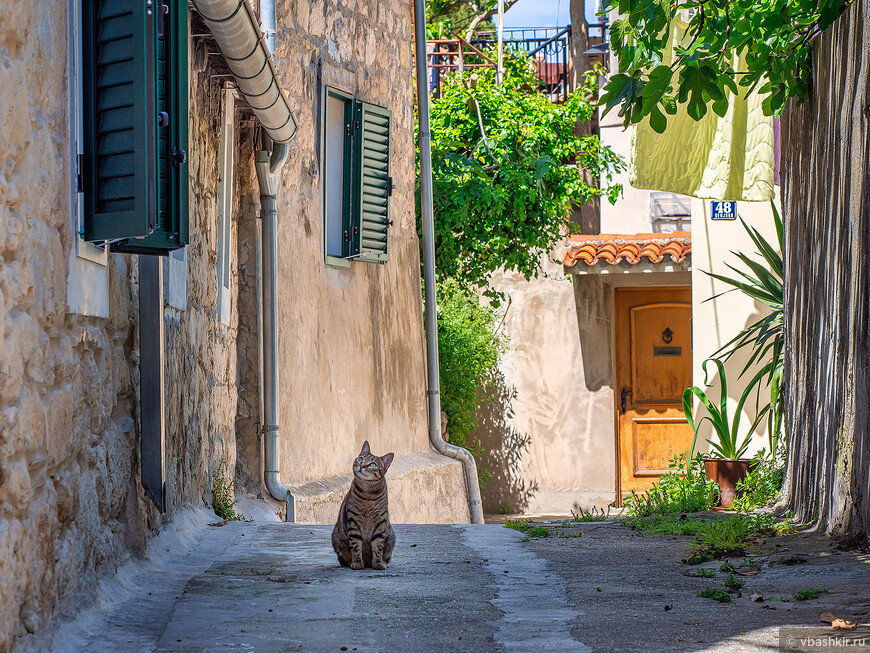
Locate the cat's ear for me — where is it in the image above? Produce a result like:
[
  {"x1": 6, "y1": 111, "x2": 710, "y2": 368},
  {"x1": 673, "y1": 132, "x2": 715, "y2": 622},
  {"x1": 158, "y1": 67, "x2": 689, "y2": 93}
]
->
[
  {"x1": 360, "y1": 440, "x2": 370, "y2": 454},
  {"x1": 381, "y1": 453, "x2": 394, "y2": 472}
]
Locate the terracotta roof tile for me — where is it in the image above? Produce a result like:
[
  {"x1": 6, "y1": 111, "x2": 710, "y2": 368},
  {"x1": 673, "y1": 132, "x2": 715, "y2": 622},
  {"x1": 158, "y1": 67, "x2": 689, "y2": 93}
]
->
[{"x1": 563, "y1": 232, "x2": 692, "y2": 268}]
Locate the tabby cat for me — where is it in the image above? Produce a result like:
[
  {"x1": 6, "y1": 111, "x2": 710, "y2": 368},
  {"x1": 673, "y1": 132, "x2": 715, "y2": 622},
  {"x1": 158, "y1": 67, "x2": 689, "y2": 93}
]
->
[{"x1": 331, "y1": 441, "x2": 396, "y2": 570}]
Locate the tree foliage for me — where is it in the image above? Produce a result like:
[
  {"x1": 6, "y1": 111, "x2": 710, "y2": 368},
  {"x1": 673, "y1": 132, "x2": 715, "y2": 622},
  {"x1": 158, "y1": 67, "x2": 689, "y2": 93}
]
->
[
  {"x1": 600, "y1": 0, "x2": 856, "y2": 132},
  {"x1": 433, "y1": 277, "x2": 506, "y2": 484},
  {"x1": 420, "y1": 55, "x2": 624, "y2": 297},
  {"x1": 426, "y1": 0, "x2": 516, "y2": 39}
]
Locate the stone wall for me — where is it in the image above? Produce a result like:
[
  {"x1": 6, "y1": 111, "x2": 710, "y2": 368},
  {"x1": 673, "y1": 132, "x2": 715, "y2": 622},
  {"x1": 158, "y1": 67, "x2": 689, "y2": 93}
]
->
[
  {"x1": 0, "y1": 2, "x2": 245, "y2": 649},
  {"x1": 781, "y1": 0, "x2": 870, "y2": 536}
]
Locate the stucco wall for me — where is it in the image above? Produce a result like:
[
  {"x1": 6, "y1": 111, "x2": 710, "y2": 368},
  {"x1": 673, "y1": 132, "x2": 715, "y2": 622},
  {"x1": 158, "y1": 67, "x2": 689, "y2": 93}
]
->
[
  {"x1": 474, "y1": 250, "x2": 691, "y2": 515},
  {"x1": 249, "y1": 0, "x2": 432, "y2": 484}
]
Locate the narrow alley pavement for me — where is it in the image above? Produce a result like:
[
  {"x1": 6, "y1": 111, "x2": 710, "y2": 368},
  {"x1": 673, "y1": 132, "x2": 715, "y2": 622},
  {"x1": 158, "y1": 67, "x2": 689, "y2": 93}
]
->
[{"x1": 33, "y1": 512, "x2": 870, "y2": 653}]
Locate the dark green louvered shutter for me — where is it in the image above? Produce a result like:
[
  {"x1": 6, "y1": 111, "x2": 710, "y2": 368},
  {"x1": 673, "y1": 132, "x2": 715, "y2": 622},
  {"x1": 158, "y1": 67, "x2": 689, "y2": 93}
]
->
[
  {"x1": 81, "y1": 0, "x2": 188, "y2": 254},
  {"x1": 351, "y1": 102, "x2": 392, "y2": 263}
]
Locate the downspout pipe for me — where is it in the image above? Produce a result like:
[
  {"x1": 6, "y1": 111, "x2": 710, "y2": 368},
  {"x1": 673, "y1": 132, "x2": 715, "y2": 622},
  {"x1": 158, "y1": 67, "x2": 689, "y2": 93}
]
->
[
  {"x1": 413, "y1": 0, "x2": 485, "y2": 524},
  {"x1": 255, "y1": 132, "x2": 295, "y2": 522}
]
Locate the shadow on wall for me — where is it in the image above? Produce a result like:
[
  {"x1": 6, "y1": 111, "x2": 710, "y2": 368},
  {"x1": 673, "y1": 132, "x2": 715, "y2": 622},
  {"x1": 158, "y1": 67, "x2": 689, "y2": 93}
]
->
[
  {"x1": 474, "y1": 369, "x2": 539, "y2": 514},
  {"x1": 693, "y1": 298, "x2": 775, "y2": 455}
]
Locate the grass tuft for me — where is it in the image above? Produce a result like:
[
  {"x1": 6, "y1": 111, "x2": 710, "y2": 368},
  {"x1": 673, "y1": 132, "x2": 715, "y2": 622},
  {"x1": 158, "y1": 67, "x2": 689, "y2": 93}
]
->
[
  {"x1": 793, "y1": 589, "x2": 828, "y2": 601},
  {"x1": 698, "y1": 588, "x2": 732, "y2": 603},
  {"x1": 212, "y1": 461, "x2": 245, "y2": 522}
]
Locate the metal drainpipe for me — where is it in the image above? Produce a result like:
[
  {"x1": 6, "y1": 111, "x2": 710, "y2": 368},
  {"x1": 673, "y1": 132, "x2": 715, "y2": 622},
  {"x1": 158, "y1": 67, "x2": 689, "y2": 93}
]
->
[
  {"x1": 255, "y1": 131, "x2": 296, "y2": 522},
  {"x1": 413, "y1": 0, "x2": 485, "y2": 524}
]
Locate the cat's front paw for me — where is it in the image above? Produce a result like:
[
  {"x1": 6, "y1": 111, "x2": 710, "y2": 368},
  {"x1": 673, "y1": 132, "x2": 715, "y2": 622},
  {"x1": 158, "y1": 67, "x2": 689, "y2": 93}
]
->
[
  {"x1": 350, "y1": 560, "x2": 364, "y2": 570},
  {"x1": 371, "y1": 559, "x2": 387, "y2": 570}
]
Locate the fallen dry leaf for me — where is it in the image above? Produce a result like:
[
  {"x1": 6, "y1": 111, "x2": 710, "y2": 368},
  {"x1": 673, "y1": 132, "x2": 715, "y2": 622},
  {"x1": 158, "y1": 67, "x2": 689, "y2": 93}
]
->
[
  {"x1": 208, "y1": 519, "x2": 229, "y2": 527},
  {"x1": 750, "y1": 593, "x2": 764, "y2": 602},
  {"x1": 832, "y1": 619, "x2": 857, "y2": 629}
]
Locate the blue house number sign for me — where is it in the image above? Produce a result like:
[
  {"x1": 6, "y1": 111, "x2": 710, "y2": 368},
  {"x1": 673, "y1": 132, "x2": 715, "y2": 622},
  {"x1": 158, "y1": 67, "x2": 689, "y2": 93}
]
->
[{"x1": 711, "y1": 201, "x2": 737, "y2": 220}]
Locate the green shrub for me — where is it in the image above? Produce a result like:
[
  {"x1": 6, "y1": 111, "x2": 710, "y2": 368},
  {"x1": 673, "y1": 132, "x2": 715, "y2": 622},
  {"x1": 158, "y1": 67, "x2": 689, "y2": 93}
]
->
[
  {"x1": 423, "y1": 56, "x2": 624, "y2": 296},
  {"x1": 569, "y1": 506, "x2": 610, "y2": 522},
  {"x1": 724, "y1": 573, "x2": 745, "y2": 591},
  {"x1": 433, "y1": 277, "x2": 506, "y2": 484},
  {"x1": 622, "y1": 513, "x2": 708, "y2": 536},
  {"x1": 684, "y1": 513, "x2": 791, "y2": 563},
  {"x1": 212, "y1": 462, "x2": 245, "y2": 521},
  {"x1": 731, "y1": 450, "x2": 784, "y2": 512},
  {"x1": 623, "y1": 453, "x2": 720, "y2": 517}
]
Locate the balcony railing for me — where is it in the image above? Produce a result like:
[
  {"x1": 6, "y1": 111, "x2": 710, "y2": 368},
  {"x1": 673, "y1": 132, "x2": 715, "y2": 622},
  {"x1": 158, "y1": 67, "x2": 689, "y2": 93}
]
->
[{"x1": 424, "y1": 26, "x2": 573, "y2": 103}]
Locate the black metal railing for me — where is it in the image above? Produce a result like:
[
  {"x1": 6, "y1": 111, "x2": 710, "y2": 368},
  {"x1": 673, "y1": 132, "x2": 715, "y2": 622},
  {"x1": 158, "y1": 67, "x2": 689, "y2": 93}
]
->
[{"x1": 473, "y1": 26, "x2": 573, "y2": 103}]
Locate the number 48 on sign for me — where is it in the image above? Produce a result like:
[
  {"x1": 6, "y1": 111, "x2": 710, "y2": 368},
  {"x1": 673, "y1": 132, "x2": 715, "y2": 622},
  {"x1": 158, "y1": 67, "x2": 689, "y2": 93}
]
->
[{"x1": 711, "y1": 201, "x2": 737, "y2": 220}]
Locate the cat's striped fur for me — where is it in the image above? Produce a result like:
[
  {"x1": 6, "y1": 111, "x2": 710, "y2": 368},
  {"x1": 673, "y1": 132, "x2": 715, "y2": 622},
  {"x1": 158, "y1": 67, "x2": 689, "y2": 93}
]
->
[{"x1": 331, "y1": 441, "x2": 396, "y2": 570}]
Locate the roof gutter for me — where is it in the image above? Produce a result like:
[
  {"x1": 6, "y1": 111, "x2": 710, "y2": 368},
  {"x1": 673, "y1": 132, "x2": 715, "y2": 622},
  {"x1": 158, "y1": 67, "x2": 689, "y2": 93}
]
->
[
  {"x1": 413, "y1": 0, "x2": 485, "y2": 524},
  {"x1": 191, "y1": 0, "x2": 297, "y2": 143}
]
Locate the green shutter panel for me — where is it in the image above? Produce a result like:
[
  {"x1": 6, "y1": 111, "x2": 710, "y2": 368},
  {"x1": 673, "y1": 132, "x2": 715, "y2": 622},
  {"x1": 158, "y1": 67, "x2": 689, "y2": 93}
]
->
[
  {"x1": 82, "y1": 0, "x2": 188, "y2": 254},
  {"x1": 351, "y1": 102, "x2": 392, "y2": 263},
  {"x1": 82, "y1": 0, "x2": 155, "y2": 241}
]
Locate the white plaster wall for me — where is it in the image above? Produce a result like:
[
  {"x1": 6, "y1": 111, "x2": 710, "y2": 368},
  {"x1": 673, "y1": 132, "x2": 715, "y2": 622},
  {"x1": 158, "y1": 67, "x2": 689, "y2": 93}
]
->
[
  {"x1": 690, "y1": 192, "x2": 782, "y2": 458},
  {"x1": 599, "y1": 117, "x2": 658, "y2": 235}
]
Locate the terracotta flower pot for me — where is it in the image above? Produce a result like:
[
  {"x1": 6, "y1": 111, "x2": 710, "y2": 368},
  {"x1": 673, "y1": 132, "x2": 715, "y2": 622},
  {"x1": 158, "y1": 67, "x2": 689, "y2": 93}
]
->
[{"x1": 704, "y1": 458, "x2": 753, "y2": 509}]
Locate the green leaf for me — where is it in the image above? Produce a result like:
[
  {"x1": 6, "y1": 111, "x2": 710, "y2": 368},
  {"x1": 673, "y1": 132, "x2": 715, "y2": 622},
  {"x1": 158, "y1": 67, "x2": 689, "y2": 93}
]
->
[{"x1": 649, "y1": 106, "x2": 668, "y2": 133}]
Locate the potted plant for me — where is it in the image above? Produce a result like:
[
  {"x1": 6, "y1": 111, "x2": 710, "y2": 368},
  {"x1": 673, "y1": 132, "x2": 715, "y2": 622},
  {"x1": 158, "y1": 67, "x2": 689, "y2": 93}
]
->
[{"x1": 683, "y1": 359, "x2": 771, "y2": 509}]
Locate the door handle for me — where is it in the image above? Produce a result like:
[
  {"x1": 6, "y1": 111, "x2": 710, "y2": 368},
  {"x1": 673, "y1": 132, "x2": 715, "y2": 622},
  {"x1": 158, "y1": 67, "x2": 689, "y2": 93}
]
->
[{"x1": 620, "y1": 388, "x2": 633, "y2": 414}]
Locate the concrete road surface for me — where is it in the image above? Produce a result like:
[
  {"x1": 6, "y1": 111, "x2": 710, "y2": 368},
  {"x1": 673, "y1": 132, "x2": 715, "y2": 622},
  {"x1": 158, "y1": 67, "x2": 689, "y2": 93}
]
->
[{"x1": 35, "y1": 515, "x2": 870, "y2": 653}]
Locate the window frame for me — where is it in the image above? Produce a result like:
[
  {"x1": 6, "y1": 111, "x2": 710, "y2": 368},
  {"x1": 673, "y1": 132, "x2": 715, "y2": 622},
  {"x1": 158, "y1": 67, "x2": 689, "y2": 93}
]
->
[
  {"x1": 216, "y1": 87, "x2": 236, "y2": 324},
  {"x1": 322, "y1": 85, "x2": 355, "y2": 269},
  {"x1": 70, "y1": 0, "x2": 108, "y2": 266},
  {"x1": 321, "y1": 86, "x2": 392, "y2": 267}
]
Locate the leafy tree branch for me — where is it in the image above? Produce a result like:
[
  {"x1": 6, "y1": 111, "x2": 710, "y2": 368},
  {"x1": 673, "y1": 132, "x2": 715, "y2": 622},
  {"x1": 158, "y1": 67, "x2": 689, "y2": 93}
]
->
[
  {"x1": 418, "y1": 55, "x2": 625, "y2": 298},
  {"x1": 599, "y1": 0, "x2": 856, "y2": 133}
]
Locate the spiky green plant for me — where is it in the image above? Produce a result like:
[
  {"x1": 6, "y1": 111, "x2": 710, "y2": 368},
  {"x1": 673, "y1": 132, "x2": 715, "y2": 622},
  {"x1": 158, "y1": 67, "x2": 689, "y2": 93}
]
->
[
  {"x1": 703, "y1": 202, "x2": 784, "y2": 455},
  {"x1": 684, "y1": 359, "x2": 772, "y2": 460}
]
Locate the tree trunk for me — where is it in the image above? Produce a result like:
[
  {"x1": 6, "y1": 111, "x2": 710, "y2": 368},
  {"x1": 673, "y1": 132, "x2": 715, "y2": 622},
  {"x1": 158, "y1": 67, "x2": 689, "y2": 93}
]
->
[
  {"x1": 569, "y1": 0, "x2": 599, "y2": 234},
  {"x1": 781, "y1": 0, "x2": 870, "y2": 536}
]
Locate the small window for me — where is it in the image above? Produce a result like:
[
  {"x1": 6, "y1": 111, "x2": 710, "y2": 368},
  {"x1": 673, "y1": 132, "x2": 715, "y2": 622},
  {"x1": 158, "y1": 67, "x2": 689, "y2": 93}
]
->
[
  {"x1": 216, "y1": 88, "x2": 235, "y2": 325},
  {"x1": 324, "y1": 89, "x2": 353, "y2": 260},
  {"x1": 323, "y1": 87, "x2": 393, "y2": 264},
  {"x1": 650, "y1": 192, "x2": 692, "y2": 233}
]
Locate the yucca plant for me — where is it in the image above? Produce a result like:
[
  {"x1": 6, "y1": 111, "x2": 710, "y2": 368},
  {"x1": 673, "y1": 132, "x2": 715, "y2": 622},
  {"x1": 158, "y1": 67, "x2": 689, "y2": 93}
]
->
[
  {"x1": 684, "y1": 359, "x2": 771, "y2": 460},
  {"x1": 703, "y1": 201, "x2": 784, "y2": 455}
]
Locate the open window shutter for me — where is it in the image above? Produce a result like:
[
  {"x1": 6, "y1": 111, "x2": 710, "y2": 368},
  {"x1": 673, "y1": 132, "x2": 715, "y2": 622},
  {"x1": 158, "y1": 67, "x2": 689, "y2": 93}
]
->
[
  {"x1": 351, "y1": 102, "x2": 392, "y2": 263},
  {"x1": 82, "y1": 0, "x2": 188, "y2": 254},
  {"x1": 110, "y1": 0, "x2": 189, "y2": 254},
  {"x1": 82, "y1": 0, "x2": 155, "y2": 242}
]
